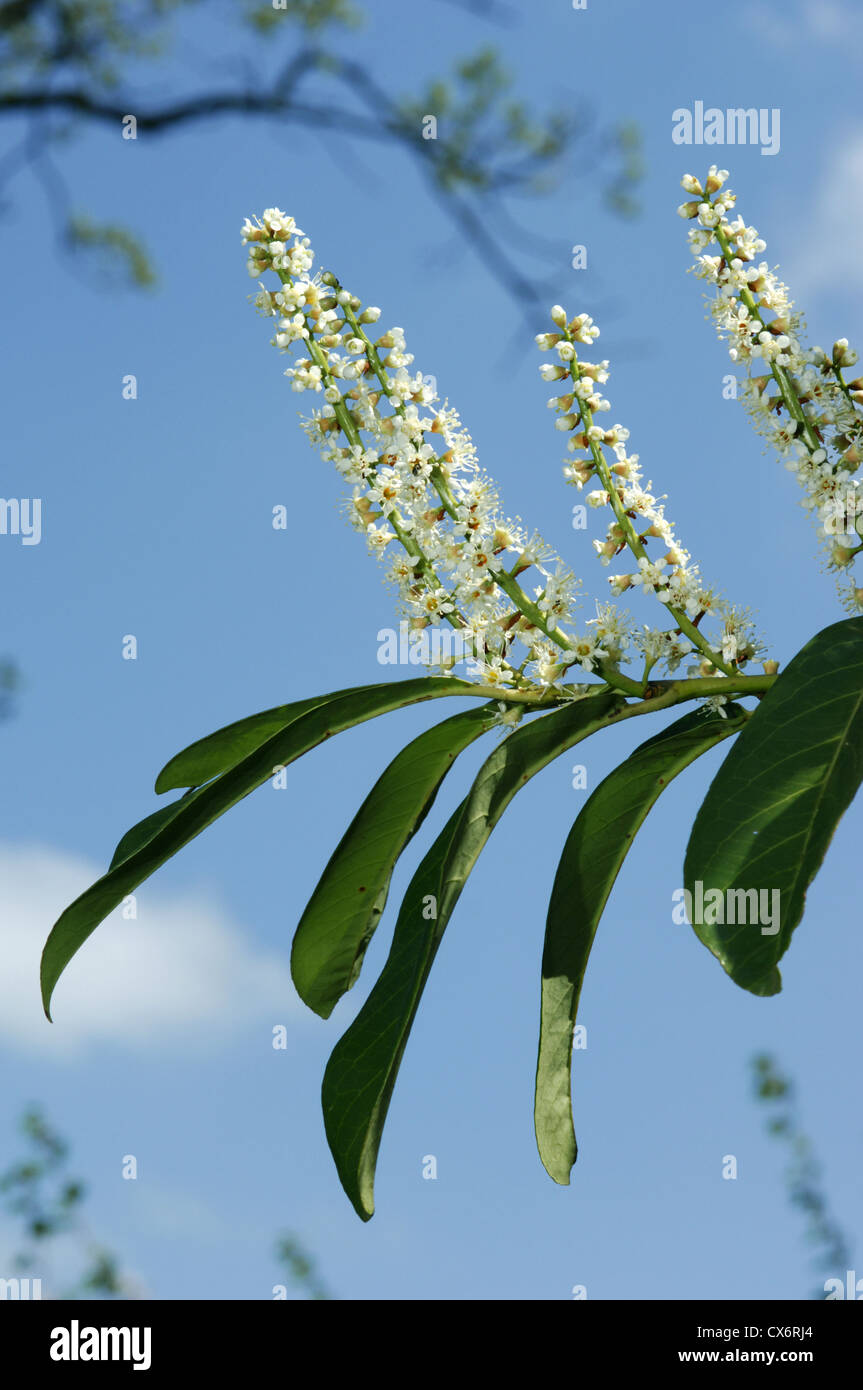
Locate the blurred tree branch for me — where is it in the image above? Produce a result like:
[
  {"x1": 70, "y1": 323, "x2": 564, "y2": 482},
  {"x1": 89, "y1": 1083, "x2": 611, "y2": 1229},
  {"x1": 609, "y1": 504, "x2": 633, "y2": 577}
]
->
[
  {"x1": 0, "y1": 658, "x2": 16, "y2": 718},
  {"x1": 0, "y1": 1107, "x2": 134, "y2": 1298},
  {"x1": 0, "y1": 0, "x2": 641, "y2": 311},
  {"x1": 0, "y1": 1106, "x2": 334, "y2": 1300},
  {"x1": 275, "y1": 1232, "x2": 332, "y2": 1299},
  {"x1": 751, "y1": 1054, "x2": 854, "y2": 1299}
]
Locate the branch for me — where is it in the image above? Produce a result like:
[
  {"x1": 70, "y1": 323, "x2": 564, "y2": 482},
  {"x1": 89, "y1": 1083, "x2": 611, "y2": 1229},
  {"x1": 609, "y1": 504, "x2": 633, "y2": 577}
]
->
[{"x1": 0, "y1": 28, "x2": 636, "y2": 322}]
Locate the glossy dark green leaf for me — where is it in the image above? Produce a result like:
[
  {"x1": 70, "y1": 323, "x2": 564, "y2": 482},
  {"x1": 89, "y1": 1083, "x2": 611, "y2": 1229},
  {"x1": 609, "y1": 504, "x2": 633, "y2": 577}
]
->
[
  {"x1": 41, "y1": 678, "x2": 482, "y2": 1018},
  {"x1": 684, "y1": 617, "x2": 863, "y2": 995},
  {"x1": 154, "y1": 686, "x2": 367, "y2": 792},
  {"x1": 109, "y1": 789, "x2": 205, "y2": 870},
  {"x1": 292, "y1": 703, "x2": 500, "y2": 1019},
  {"x1": 535, "y1": 704, "x2": 745, "y2": 1185},
  {"x1": 322, "y1": 689, "x2": 622, "y2": 1220}
]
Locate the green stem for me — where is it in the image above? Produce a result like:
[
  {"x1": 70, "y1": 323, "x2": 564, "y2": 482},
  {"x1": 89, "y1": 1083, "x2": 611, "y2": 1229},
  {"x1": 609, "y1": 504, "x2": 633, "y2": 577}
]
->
[
  {"x1": 568, "y1": 368, "x2": 737, "y2": 677},
  {"x1": 339, "y1": 284, "x2": 580, "y2": 661},
  {"x1": 464, "y1": 671, "x2": 774, "y2": 708},
  {"x1": 290, "y1": 277, "x2": 539, "y2": 685},
  {"x1": 713, "y1": 222, "x2": 823, "y2": 456}
]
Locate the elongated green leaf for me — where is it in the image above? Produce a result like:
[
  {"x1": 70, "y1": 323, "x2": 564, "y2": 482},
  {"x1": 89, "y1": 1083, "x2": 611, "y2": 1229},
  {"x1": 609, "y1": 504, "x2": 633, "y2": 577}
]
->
[
  {"x1": 292, "y1": 703, "x2": 500, "y2": 1019},
  {"x1": 41, "y1": 678, "x2": 482, "y2": 1018},
  {"x1": 155, "y1": 685, "x2": 367, "y2": 792},
  {"x1": 535, "y1": 704, "x2": 745, "y2": 1186},
  {"x1": 684, "y1": 616, "x2": 863, "y2": 995},
  {"x1": 322, "y1": 689, "x2": 622, "y2": 1220},
  {"x1": 323, "y1": 801, "x2": 466, "y2": 1223},
  {"x1": 109, "y1": 789, "x2": 205, "y2": 869}
]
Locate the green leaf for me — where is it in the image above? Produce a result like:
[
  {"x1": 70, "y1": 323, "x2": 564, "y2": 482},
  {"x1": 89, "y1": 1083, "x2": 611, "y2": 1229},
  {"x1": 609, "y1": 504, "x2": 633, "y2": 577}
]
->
[
  {"x1": 322, "y1": 802, "x2": 466, "y2": 1224},
  {"x1": 154, "y1": 686, "x2": 367, "y2": 792},
  {"x1": 109, "y1": 790, "x2": 205, "y2": 870},
  {"x1": 41, "y1": 678, "x2": 482, "y2": 1018},
  {"x1": 535, "y1": 704, "x2": 745, "y2": 1186},
  {"x1": 292, "y1": 703, "x2": 500, "y2": 1019},
  {"x1": 322, "y1": 689, "x2": 621, "y2": 1220},
  {"x1": 684, "y1": 616, "x2": 863, "y2": 995}
]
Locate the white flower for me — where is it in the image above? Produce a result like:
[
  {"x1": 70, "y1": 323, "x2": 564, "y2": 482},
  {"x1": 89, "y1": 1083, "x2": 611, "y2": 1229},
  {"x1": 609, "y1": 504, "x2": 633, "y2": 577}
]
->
[
  {"x1": 631, "y1": 557, "x2": 668, "y2": 595},
  {"x1": 682, "y1": 173, "x2": 863, "y2": 597},
  {"x1": 244, "y1": 207, "x2": 596, "y2": 691}
]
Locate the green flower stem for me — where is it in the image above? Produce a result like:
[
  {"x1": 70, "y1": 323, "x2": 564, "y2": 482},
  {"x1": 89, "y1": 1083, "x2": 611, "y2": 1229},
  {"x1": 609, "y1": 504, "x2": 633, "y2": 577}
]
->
[
  {"x1": 337, "y1": 285, "x2": 581, "y2": 662},
  {"x1": 712, "y1": 221, "x2": 824, "y2": 457},
  {"x1": 829, "y1": 362, "x2": 859, "y2": 417},
  {"x1": 568, "y1": 365, "x2": 737, "y2": 678},
  {"x1": 285, "y1": 273, "x2": 536, "y2": 687},
  {"x1": 423, "y1": 461, "x2": 576, "y2": 656},
  {"x1": 461, "y1": 670, "x2": 774, "y2": 709},
  {"x1": 304, "y1": 331, "x2": 459, "y2": 614},
  {"x1": 601, "y1": 676, "x2": 757, "y2": 727},
  {"x1": 345, "y1": 274, "x2": 738, "y2": 688},
  {"x1": 596, "y1": 662, "x2": 648, "y2": 697},
  {"x1": 490, "y1": 567, "x2": 577, "y2": 652}
]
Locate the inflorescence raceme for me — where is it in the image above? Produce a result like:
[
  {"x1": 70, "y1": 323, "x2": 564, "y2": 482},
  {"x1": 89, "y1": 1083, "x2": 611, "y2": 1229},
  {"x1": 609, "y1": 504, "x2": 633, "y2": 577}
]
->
[
  {"x1": 241, "y1": 196, "x2": 780, "y2": 708},
  {"x1": 537, "y1": 308, "x2": 762, "y2": 692},
  {"x1": 679, "y1": 165, "x2": 863, "y2": 615},
  {"x1": 243, "y1": 209, "x2": 590, "y2": 696}
]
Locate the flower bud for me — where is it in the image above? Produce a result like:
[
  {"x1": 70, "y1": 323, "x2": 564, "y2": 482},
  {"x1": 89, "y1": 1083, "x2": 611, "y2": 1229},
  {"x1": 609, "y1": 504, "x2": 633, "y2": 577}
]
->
[
  {"x1": 608, "y1": 574, "x2": 633, "y2": 595},
  {"x1": 831, "y1": 541, "x2": 855, "y2": 567},
  {"x1": 593, "y1": 539, "x2": 617, "y2": 559}
]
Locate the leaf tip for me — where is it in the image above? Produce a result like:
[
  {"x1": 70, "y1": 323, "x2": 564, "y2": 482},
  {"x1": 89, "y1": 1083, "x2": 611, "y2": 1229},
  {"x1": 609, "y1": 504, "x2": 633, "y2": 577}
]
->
[{"x1": 39, "y1": 963, "x2": 55, "y2": 1022}]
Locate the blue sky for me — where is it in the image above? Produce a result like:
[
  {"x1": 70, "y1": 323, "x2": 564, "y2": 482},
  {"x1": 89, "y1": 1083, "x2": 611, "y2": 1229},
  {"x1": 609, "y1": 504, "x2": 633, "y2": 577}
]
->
[{"x1": 1, "y1": 0, "x2": 862, "y2": 1299}]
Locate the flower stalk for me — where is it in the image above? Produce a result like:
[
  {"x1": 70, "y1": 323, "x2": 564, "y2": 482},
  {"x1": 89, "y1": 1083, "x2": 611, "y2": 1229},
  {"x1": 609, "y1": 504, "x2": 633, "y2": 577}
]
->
[
  {"x1": 679, "y1": 166, "x2": 863, "y2": 610},
  {"x1": 242, "y1": 202, "x2": 775, "y2": 717}
]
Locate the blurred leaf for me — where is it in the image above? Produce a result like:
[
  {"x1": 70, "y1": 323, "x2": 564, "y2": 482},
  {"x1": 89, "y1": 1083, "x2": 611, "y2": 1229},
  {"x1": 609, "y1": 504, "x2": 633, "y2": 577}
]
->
[
  {"x1": 68, "y1": 215, "x2": 156, "y2": 288},
  {"x1": 245, "y1": 0, "x2": 361, "y2": 31},
  {"x1": 276, "y1": 1233, "x2": 332, "y2": 1299}
]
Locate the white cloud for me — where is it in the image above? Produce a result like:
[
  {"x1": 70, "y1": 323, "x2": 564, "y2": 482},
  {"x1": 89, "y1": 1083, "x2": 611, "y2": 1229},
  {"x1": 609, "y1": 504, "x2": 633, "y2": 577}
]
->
[
  {"x1": 0, "y1": 844, "x2": 303, "y2": 1058},
  {"x1": 744, "y1": 0, "x2": 860, "y2": 47},
  {"x1": 785, "y1": 132, "x2": 863, "y2": 299}
]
